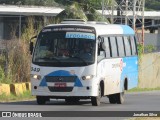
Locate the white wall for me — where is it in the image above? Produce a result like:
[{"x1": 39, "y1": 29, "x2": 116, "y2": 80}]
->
[{"x1": 139, "y1": 53, "x2": 160, "y2": 88}]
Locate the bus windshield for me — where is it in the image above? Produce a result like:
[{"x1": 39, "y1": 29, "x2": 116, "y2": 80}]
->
[{"x1": 33, "y1": 31, "x2": 96, "y2": 67}]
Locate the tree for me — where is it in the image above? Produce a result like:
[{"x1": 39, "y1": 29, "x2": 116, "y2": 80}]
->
[
  {"x1": 55, "y1": 0, "x2": 114, "y2": 9},
  {"x1": 55, "y1": 1, "x2": 109, "y2": 23},
  {"x1": 55, "y1": 2, "x2": 87, "y2": 23},
  {"x1": 0, "y1": 0, "x2": 59, "y2": 6}
]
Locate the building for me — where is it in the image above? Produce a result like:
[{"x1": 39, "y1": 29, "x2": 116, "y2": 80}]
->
[{"x1": 0, "y1": 5, "x2": 63, "y2": 40}]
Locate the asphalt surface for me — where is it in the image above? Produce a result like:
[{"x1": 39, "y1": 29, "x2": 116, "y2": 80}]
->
[{"x1": 0, "y1": 91, "x2": 160, "y2": 120}]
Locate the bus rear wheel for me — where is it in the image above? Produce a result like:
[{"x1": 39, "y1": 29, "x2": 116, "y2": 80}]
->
[
  {"x1": 108, "y1": 92, "x2": 124, "y2": 104},
  {"x1": 116, "y1": 92, "x2": 124, "y2": 104},
  {"x1": 91, "y1": 86, "x2": 101, "y2": 106},
  {"x1": 36, "y1": 96, "x2": 48, "y2": 105},
  {"x1": 108, "y1": 94, "x2": 117, "y2": 104}
]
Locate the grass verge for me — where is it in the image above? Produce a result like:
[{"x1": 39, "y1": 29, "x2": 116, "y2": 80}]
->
[
  {"x1": 0, "y1": 90, "x2": 35, "y2": 102},
  {"x1": 127, "y1": 87, "x2": 160, "y2": 92},
  {"x1": 128, "y1": 118, "x2": 160, "y2": 120}
]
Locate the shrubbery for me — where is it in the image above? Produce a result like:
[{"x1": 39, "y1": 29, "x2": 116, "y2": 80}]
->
[{"x1": 0, "y1": 17, "x2": 42, "y2": 84}]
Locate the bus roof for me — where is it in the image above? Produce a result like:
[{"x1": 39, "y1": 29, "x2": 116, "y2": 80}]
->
[{"x1": 46, "y1": 23, "x2": 135, "y2": 36}]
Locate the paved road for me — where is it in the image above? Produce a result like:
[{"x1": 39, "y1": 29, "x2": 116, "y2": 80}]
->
[{"x1": 0, "y1": 91, "x2": 160, "y2": 119}]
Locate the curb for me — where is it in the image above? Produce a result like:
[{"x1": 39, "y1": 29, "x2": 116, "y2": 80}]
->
[
  {"x1": 25, "y1": 82, "x2": 31, "y2": 91},
  {"x1": 10, "y1": 83, "x2": 23, "y2": 96},
  {"x1": 0, "y1": 82, "x2": 31, "y2": 96},
  {"x1": 0, "y1": 84, "x2": 10, "y2": 96}
]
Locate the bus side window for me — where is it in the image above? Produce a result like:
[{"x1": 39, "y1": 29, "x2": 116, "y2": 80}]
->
[
  {"x1": 103, "y1": 37, "x2": 111, "y2": 58},
  {"x1": 117, "y1": 36, "x2": 125, "y2": 57},
  {"x1": 110, "y1": 37, "x2": 118, "y2": 57},
  {"x1": 97, "y1": 37, "x2": 105, "y2": 61},
  {"x1": 123, "y1": 36, "x2": 131, "y2": 56},
  {"x1": 130, "y1": 36, "x2": 137, "y2": 55}
]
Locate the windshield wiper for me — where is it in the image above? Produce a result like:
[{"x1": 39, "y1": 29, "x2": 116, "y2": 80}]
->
[{"x1": 70, "y1": 56, "x2": 88, "y2": 65}]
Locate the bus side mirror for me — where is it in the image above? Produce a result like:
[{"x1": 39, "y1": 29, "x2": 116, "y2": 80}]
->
[
  {"x1": 30, "y1": 42, "x2": 34, "y2": 55},
  {"x1": 29, "y1": 35, "x2": 37, "y2": 55},
  {"x1": 98, "y1": 37, "x2": 104, "y2": 56},
  {"x1": 98, "y1": 46, "x2": 100, "y2": 55}
]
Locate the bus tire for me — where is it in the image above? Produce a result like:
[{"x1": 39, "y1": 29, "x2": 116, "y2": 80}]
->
[
  {"x1": 36, "y1": 96, "x2": 47, "y2": 105},
  {"x1": 116, "y1": 92, "x2": 124, "y2": 104},
  {"x1": 91, "y1": 85, "x2": 101, "y2": 106},
  {"x1": 108, "y1": 94, "x2": 117, "y2": 104}
]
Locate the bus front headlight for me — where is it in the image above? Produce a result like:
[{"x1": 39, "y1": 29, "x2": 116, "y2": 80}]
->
[
  {"x1": 31, "y1": 74, "x2": 41, "y2": 80},
  {"x1": 82, "y1": 75, "x2": 94, "y2": 80}
]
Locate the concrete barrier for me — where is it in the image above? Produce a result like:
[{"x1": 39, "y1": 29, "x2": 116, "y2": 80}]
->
[
  {"x1": 139, "y1": 53, "x2": 160, "y2": 88},
  {"x1": 22, "y1": 83, "x2": 27, "y2": 92},
  {"x1": 0, "y1": 82, "x2": 31, "y2": 96},
  {"x1": 25, "y1": 82, "x2": 31, "y2": 91},
  {"x1": 0, "y1": 84, "x2": 10, "y2": 96},
  {"x1": 10, "y1": 83, "x2": 23, "y2": 96}
]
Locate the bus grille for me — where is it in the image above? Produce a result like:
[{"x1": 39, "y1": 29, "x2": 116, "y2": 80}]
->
[
  {"x1": 48, "y1": 87, "x2": 73, "y2": 92},
  {"x1": 45, "y1": 76, "x2": 76, "y2": 83},
  {"x1": 45, "y1": 76, "x2": 77, "y2": 92}
]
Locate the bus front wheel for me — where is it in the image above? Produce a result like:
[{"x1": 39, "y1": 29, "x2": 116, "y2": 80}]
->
[
  {"x1": 91, "y1": 86, "x2": 101, "y2": 106},
  {"x1": 108, "y1": 94, "x2": 117, "y2": 104}
]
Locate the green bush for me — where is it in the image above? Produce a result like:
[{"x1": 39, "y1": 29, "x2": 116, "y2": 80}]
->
[
  {"x1": 6, "y1": 40, "x2": 31, "y2": 83},
  {"x1": 144, "y1": 45, "x2": 156, "y2": 53},
  {"x1": 137, "y1": 44, "x2": 144, "y2": 57}
]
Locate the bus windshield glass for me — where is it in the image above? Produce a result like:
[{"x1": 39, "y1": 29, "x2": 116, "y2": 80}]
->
[{"x1": 33, "y1": 28, "x2": 96, "y2": 67}]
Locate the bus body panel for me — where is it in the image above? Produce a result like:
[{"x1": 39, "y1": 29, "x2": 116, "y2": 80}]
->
[
  {"x1": 31, "y1": 63, "x2": 100, "y2": 97},
  {"x1": 97, "y1": 56, "x2": 138, "y2": 95},
  {"x1": 121, "y1": 56, "x2": 138, "y2": 90}
]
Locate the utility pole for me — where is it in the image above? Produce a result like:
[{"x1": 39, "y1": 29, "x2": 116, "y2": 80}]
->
[
  {"x1": 104, "y1": 0, "x2": 145, "y2": 46},
  {"x1": 102, "y1": 0, "x2": 104, "y2": 20},
  {"x1": 111, "y1": 0, "x2": 114, "y2": 24},
  {"x1": 133, "y1": 0, "x2": 136, "y2": 31},
  {"x1": 142, "y1": 0, "x2": 145, "y2": 51},
  {"x1": 125, "y1": 0, "x2": 128, "y2": 25},
  {"x1": 18, "y1": 2, "x2": 22, "y2": 41}
]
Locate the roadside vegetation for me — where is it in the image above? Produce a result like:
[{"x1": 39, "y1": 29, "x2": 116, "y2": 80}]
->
[
  {"x1": 0, "y1": 17, "x2": 39, "y2": 84},
  {"x1": 128, "y1": 87, "x2": 160, "y2": 92},
  {"x1": 0, "y1": 90, "x2": 35, "y2": 102}
]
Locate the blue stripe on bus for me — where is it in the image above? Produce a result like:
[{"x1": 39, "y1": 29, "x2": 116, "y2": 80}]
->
[
  {"x1": 120, "y1": 25, "x2": 135, "y2": 35},
  {"x1": 39, "y1": 70, "x2": 83, "y2": 87},
  {"x1": 120, "y1": 56, "x2": 138, "y2": 91},
  {"x1": 39, "y1": 78, "x2": 47, "y2": 87}
]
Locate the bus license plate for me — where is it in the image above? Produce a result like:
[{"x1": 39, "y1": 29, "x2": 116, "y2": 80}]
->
[{"x1": 54, "y1": 83, "x2": 66, "y2": 87}]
